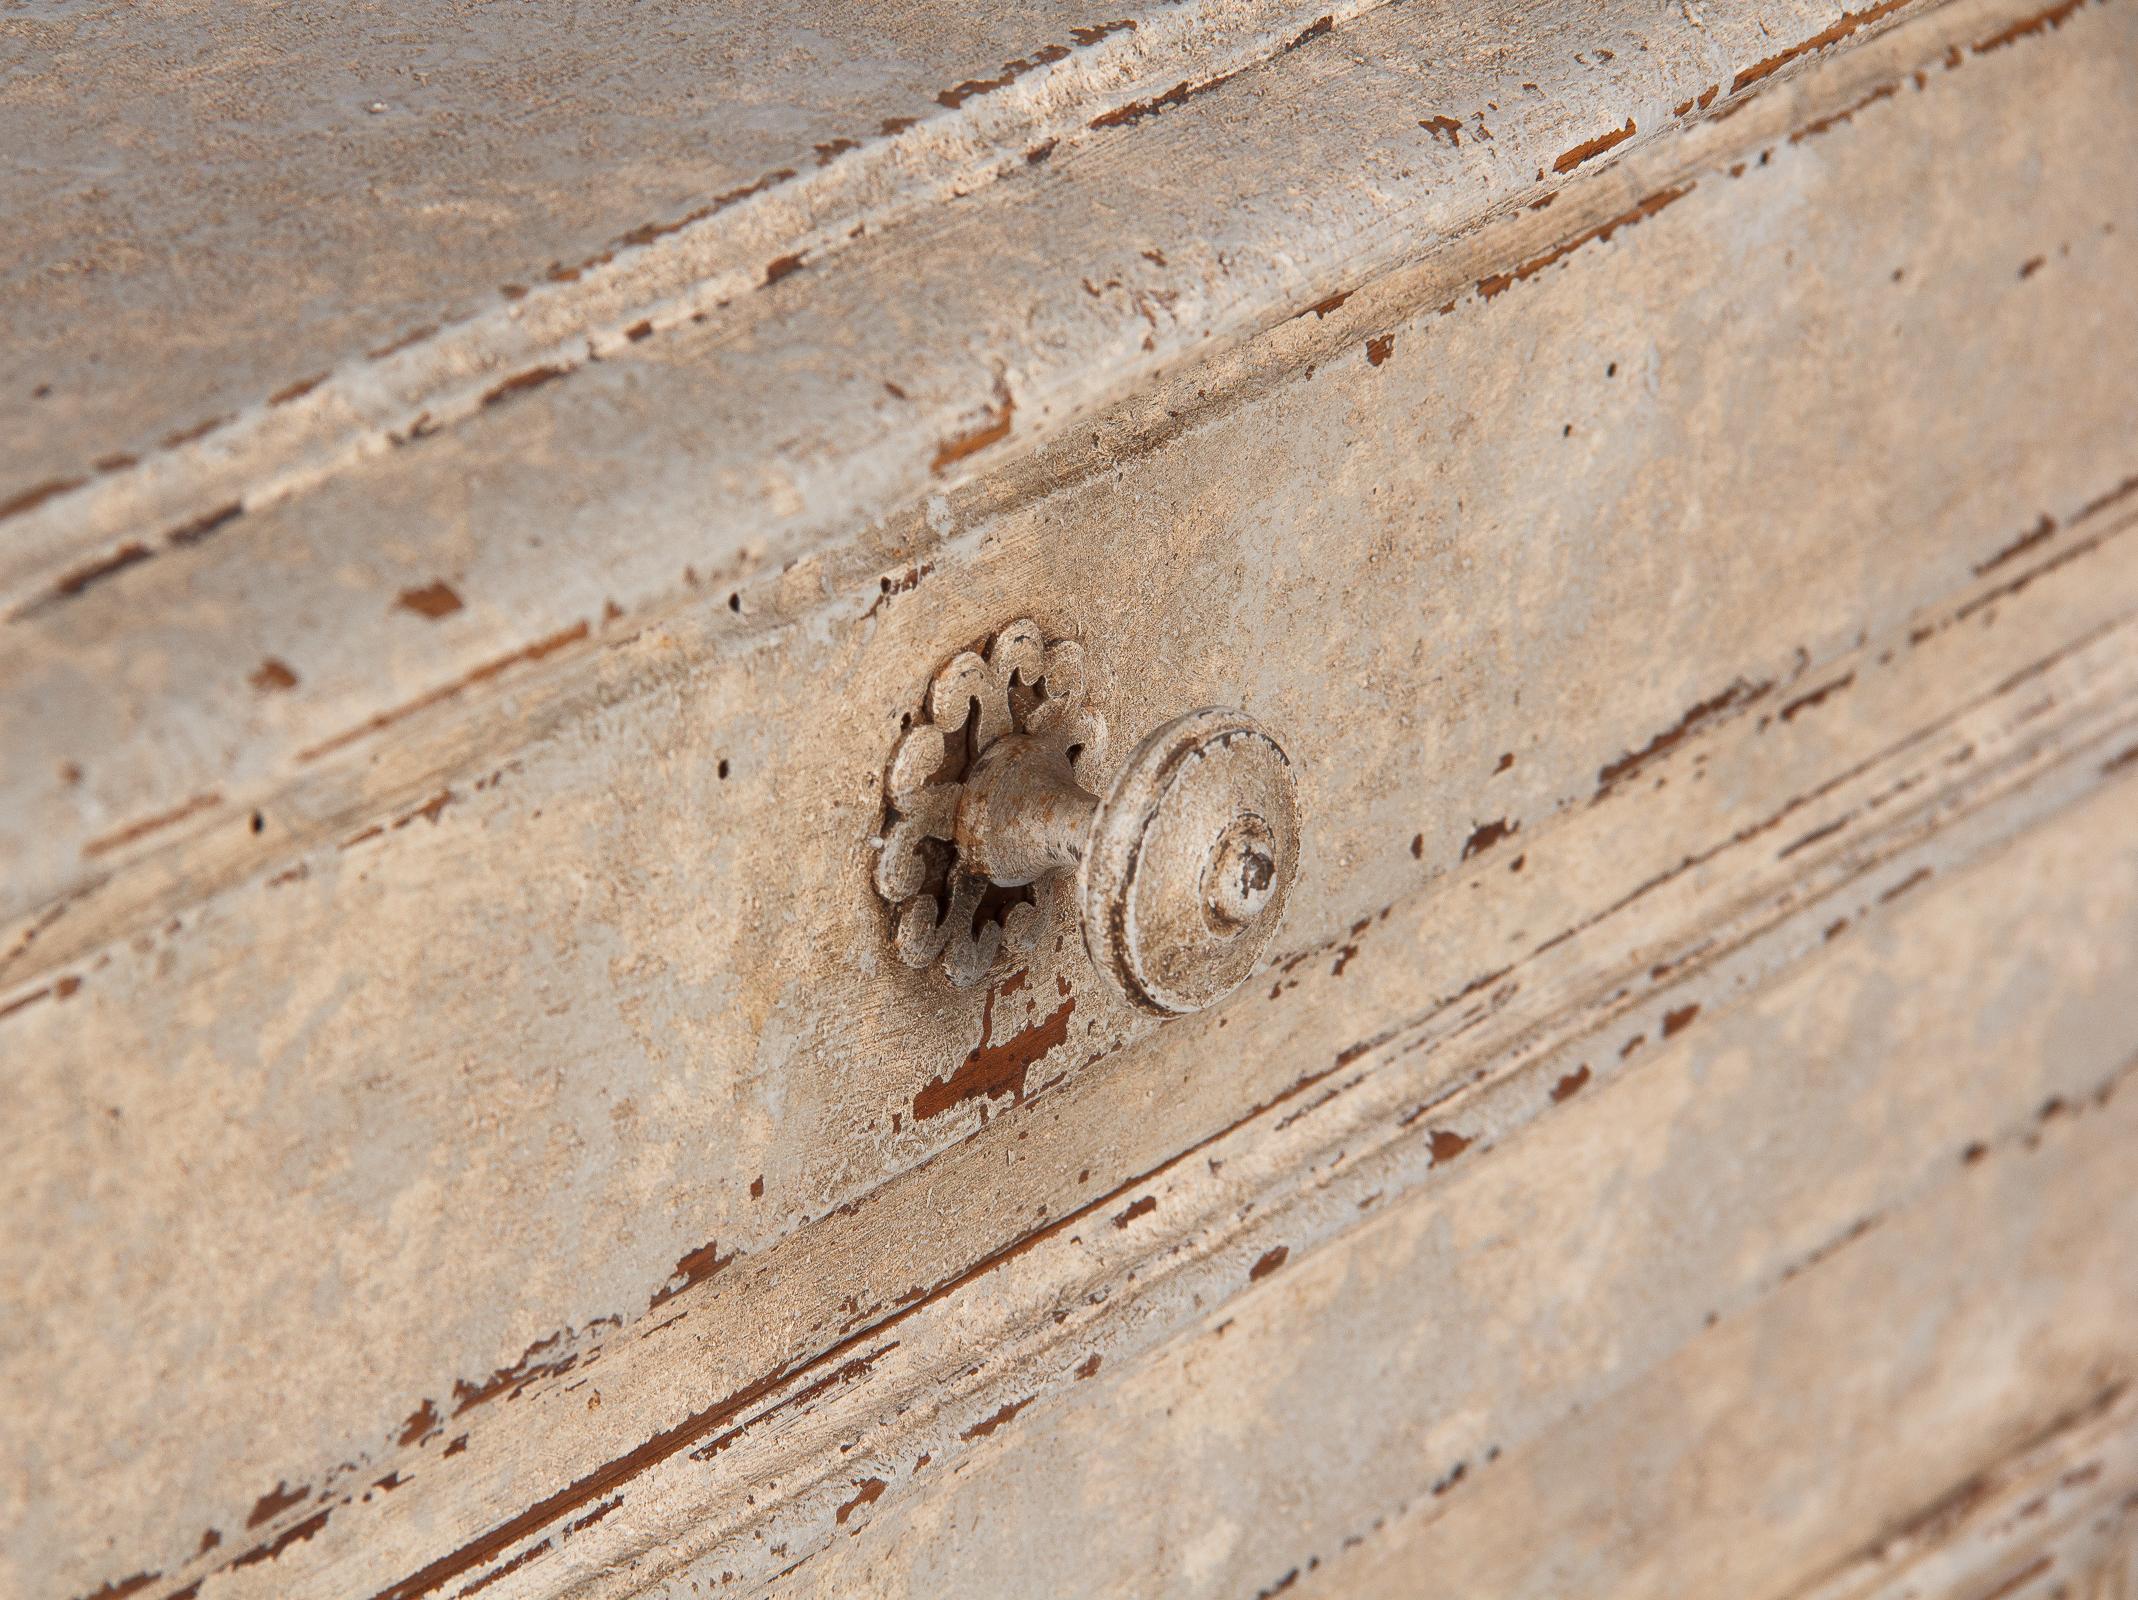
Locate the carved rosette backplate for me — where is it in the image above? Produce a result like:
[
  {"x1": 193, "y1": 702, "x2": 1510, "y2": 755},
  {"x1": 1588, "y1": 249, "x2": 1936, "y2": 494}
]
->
[{"x1": 874, "y1": 620, "x2": 1108, "y2": 986}]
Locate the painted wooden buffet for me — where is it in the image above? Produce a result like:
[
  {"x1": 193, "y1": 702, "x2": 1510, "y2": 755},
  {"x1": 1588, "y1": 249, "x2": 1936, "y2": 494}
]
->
[{"x1": 4, "y1": 0, "x2": 2136, "y2": 1595}]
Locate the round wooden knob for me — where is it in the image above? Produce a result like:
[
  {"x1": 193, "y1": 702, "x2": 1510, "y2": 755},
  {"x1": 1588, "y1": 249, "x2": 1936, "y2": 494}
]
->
[
  {"x1": 876, "y1": 621, "x2": 1299, "y2": 1013},
  {"x1": 1079, "y1": 709, "x2": 1301, "y2": 1016}
]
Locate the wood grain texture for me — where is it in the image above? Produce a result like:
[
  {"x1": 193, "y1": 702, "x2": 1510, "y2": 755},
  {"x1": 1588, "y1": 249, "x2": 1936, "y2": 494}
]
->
[
  {"x1": 3, "y1": 0, "x2": 2134, "y2": 1594},
  {"x1": 1792, "y1": 1387, "x2": 2138, "y2": 1600},
  {"x1": 0, "y1": 0, "x2": 1985, "y2": 923},
  {"x1": 0, "y1": 0, "x2": 1349, "y2": 569},
  {"x1": 766, "y1": 775, "x2": 2138, "y2": 1599}
]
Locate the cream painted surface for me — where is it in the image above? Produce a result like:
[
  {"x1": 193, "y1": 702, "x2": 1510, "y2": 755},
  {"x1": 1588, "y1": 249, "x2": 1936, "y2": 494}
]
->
[
  {"x1": 0, "y1": 0, "x2": 1357, "y2": 537},
  {"x1": 0, "y1": 0, "x2": 2003, "y2": 917},
  {"x1": 2, "y1": 0, "x2": 2134, "y2": 1595},
  {"x1": 771, "y1": 774, "x2": 2138, "y2": 1599}
]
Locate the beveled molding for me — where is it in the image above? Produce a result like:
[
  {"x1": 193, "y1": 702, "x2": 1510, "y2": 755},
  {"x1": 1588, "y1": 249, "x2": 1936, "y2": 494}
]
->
[
  {"x1": 423, "y1": 614, "x2": 2138, "y2": 1597},
  {"x1": 467, "y1": 588, "x2": 2138, "y2": 1597},
  {"x1": 94, "y1": 491, "x2": 2138, "y2": 1597},
  {"x1": 16, "y1": 0, "x2": 2134, "y2": 1590},
  {"x1": 0, "y1": 0, "x2": 1965, "y2": 948}
]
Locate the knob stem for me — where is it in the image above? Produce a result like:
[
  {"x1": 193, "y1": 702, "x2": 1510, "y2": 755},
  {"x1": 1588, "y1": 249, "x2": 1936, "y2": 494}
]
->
[{"x1": 954, "y1": 734, "x2": 1100, "y2": 887}]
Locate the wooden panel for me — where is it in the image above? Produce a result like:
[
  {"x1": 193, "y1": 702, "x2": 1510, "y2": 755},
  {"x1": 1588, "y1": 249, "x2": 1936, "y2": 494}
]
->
[
  {"x1": 0, "y1": 0, "x2": 2022, "y2": 912},
  {"x1": 657, "y1": 773, "x2": 2138, "y2": 1599},
  {"x1": 1793, "y1": 1390, "x2": 2138, "y2": 1600},
  {"x1": 4, "y1": 0, "x2": 2134, "y2": 1595},
  {"x1": 0, "y1": 0, "x2": 1343, "y2": 531}
]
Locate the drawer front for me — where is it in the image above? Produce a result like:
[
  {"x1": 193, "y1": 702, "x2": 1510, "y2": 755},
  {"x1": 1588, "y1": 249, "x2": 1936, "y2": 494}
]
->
[{"x1": 5, "y1": 0, "x2": 2136, "y2": 1595}]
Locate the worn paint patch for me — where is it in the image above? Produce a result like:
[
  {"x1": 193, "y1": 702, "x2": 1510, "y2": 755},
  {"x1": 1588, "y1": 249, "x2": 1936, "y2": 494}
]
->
[
  {"x1": 269, "y1": 372, "x2": 329, "y2": 405},
  {"x1": 1478, "y1": 185, "x2": 1693, "y2": 300},
  {"x1": 454, "y1": 1537, "x2": 550, "y2": 1595},
  {"x1": 246, "y1": 1481, "x2": 309, "y2": 1529},
  {"x1": 0, "y1": 475, "x2": 86, "y2": 522},
  {"x1": 159, "y1": 414, "x2": 229, "y2": 449},
  {"x1": 1880, "y1": 866, "x2": 1934, "y2": 902},
  {"x1": 41, "y1": 541, "x2": 152, "y2": 607},
  {"x1": 398, "y1": 1399, "x2": 442, "y2": 1449},
  {"x1": 1778, "y1": 672, "x2": 1855, "y2": 722},
  {"x1": 77, "y1": 1573, "x2": 161, "y2": 1600},
  {"x1": 1249, "y1": 1245, "x2": 1289, "y2": 1280},
  {"x1": 1462, "y1": 817, "x2": 1520, "y2": 860},
  {"x1": 165, "y1": 500, "x2": 242, "y2": 548},
  {"x1": 930, "y1": 380, "x2": 1015, "y2": 475},
  {"x1": 561, "y1": 1497, "x2": 622, "y2": 1536},
  {"x1": 1788, "y1": 81, "x2": 1900, "y2": 142},
  {"x1": 229, "y1": 1509, "x2": 330, "y2": 1569},
  {"x1": 444, "y1": 1322, "x2": 624, "y2": 1422},
  {"x1": 1976, "y1": 514, "x2": 2059, "y2": 576},
  {"x1": 912, "y1": 979, "x2": 1074, "y2": 1121},
  {"x1": 295, "y1": 620, "x2": 589, "y2": 761},
  {"x1": 81, "y1": 791, "x2": 223, "y2": 859},
  {"x1": 1287, "y1": 15, "x2": 1333, "y2": 49},
  {"x1": 249, "y1": 658, "x2": 299, "y2": 693},
  {"x1": 1973, "y1": 0, "x2": 2087, "y2": 53},
  {"x1": 1089, "y1": 69, "x2": 1238, "y2": 130},
  {"x1": 938, "y1": 46, "x2": 1072, "y2": 110},
  {"x1": 396, "y1": 581, "x2": 464, "y2": 620},
  {"x1": 1553, "y1": 117, "x2": 1636, "y2": 173},
  {"x1": 649, "y1": 1242, "x2": 737, "y2": 1310},
  {"x1": 834, "y1": 1478, "x2": 887, "y2": 1525},
  {"x1": 1595, "y1": 675, "x2": 1772, "y2": 796},
  {"x1": 480, "y1": 365, "x2": 567, "y2": 408},
  {"x1": 960, "y1": 1396, "x2": 1033, "y2": 1440},
  {"x1": 1732, "y1": 0, "x2": 1916, "y2": 91}
]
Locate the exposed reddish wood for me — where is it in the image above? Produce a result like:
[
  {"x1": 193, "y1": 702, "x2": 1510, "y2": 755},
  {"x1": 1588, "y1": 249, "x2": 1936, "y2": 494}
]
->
[
  {"x1": 912, "y1": 981, "x2": 1074, "y2": 1121},
  {"x1": 295, "y1": 621, "x2": 590, "y2": 762},
  {"x1": 1553, "y1": 117, "x2": 1636, "y2": 173},
  {"x1": 930, "y1": 380, "x2": 1015, "y2": 475},
  {"x1": 1732, "y1": 0, "x2": 1917, "y2": 91},
  {"x1": 396, "y1": 581, "x2": 464, "y2": 620},
  {"x1": 1478, "y1": 185, "x2": 1694, "y2": 301},
  {"x1": 960, "y1": 1397, "x2": 1033, "y2": 1441}
]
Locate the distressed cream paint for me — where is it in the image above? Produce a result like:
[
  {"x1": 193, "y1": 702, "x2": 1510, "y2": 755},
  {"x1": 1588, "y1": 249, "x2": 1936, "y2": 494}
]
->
[{"x1": 2, "y1": 0, "x2": 2134, "y2": 1594}]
